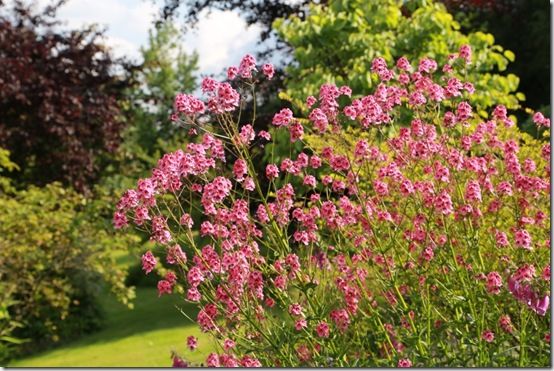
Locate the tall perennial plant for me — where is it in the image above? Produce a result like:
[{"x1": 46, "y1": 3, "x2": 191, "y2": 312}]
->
[{"x1": 115, "y1": 48, "x2": 550, "y2": 367}]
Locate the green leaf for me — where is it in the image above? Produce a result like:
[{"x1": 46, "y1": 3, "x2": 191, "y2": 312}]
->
[{"x1": 503, "y1": 49, "x2": 515, "y2": 62}]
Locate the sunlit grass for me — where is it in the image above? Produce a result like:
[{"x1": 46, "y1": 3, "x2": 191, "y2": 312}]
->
[{"x1": 9, "y1": 287, "x2": 213, "y2": 367}]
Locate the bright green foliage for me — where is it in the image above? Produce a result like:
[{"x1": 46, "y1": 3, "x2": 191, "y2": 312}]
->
[
  {"x1": 275, "y1": 0, "x2": 521, "y2": 114},
  {"x1": 0, "y1": 150, "x2": 138, "y2": 362}
]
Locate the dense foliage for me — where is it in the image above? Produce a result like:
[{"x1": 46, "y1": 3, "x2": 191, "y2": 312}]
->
[
  {"x1": 275, "y1": 0, "x2": 520, "y2": 114},
  {"x1": 116, "y1": 49, "x2": 550, "y2": 366},
  {"x1": 0, "y1": 1, "x2": 132, "y2": 192}
]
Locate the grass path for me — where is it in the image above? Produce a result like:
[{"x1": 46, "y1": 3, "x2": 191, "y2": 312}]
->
[{"x1": 9, "y1": 287, "x2": 213, "y2": 367}]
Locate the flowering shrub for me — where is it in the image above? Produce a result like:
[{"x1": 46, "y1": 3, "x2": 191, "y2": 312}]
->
[{"x1": 115, "y1": 49, "x2": 550, "y2": 367}]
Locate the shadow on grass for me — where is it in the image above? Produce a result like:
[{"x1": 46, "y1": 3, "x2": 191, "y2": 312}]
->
[{"x1": 75, "y1": 287, "x2": 198, "y2": 347}]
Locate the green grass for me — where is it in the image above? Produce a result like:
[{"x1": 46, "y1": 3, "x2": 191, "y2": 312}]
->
[{"x1": 9, "y1": 287, "x2": 214, "y2": 367}]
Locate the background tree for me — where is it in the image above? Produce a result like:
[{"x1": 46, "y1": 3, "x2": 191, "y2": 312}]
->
[
  {"x1": 157, "y1": 0, "x2": 321, "y2": 46},
  {"x1": 0, "y1": 1, "x2": 134, "y2": 192},
  {"x1": 100, "y1": 21, "x2": 199, "y2": 193}
]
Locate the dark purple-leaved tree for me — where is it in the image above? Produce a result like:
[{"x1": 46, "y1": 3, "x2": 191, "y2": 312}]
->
[{"x1": 0, "y1": 0, "x2": 135, "y2": 192}]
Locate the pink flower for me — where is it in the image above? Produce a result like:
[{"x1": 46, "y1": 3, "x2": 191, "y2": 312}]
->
[
  {"x1": 233, "y1": 159, "x2": 248, "y2": 181},
  {"x1": 533, "y1": 112, "x2": 550, "y2": 128},
  {"x1": 242, "y1": 177, "x2": 255, "y2": 191},
  {"x1": 174, "y1": 93, "x2": 206, "y2": 116},
  {"x1": 459, "y1": 44, "x2": 472, "y2": 63},
  {"x1": 258, "y1": 130, "x2": 271, "y2": 141},
  {"x1": 167, "y1": 244, "x2": 187, "y2": 265},
  {"x1": 134, "y1": 206, "x2": 150, "y2": 226},
  {"x1": 206, "y1": 353, "x2": 220, "y2": 367},
  {"x1": 542, "y1": 265, "x2": 550, "y2": 281},
  {"x1": 499, "y1": 315, "x2": 514, "y2": 333},
  {"x1": 309, "y1": 108, "x2": 328, "y2": 133},
  {"x1": 303, "y1": 175, "x2": 316, "y2": 188},
  {"x1": 201, "y1": 77, "x2": 219, "y2": 93},
  {"x1": 262, "y1": 63, "x2": 274, "y2": 79},
  {"x1": 289, "y1": 303, "x2": 303, "y2": 317},
  {"x1": 456, "y1": 101, "x2": 473, "y2": 121},
  {"x1": 266, "y1": 164, "x2": 279, "y2": 179},
  {"x1": 493, "y1": 104, "x2": 507, "y2": 120},
  {"x1": 272, "y1": 108, "x2": 293, "y2": 127},
  {"x1": 141, "y1": 251, "x2": 157, "y2": 274},
  {"x1": 187, "y1": 336, "x2": 198, "y2": 350},
  {"x1": 179, "y1": 213, "x2": 193, "y2": 228},
  {"x1": 315, "y1": 321, "x2": 330, "y2": 338},
  {"x1": 343, "y1": 105, "x2": 357, "y2": 120},
  {"x1": 310, "y1": 155, "x2": 322, "y2": 169},
  {"x1": 209, "y1": 82, "x2": 240, "y2": 113},
  {"x1": 187, "y1": 288, "x2": 201, "y2": 302},
  {"x1": 398, "y1": 359, "x2": 412, "y2": 368},
  {"x1": 112, "y1": 211, "x2": 128, "y2": 229},
  {"x1": 289, "y1": 121, "x2": 304, "y2": 142},
  {"x1": 482, "y1": 330, "x2": 495, "y2": 343},
  {"x1": 486, "y1": 271, "x2": 502, "y2": 294},
  {"x1": 435, "y1": 190, "x2": 454, "y2": 215},
  {"x1": 224, "y1": 338, "x2": 235, "y2": 351},
  {"x1": 295, "y1": 319, "x2": 307, "y2": 331},
  {"x1": 165, "y1": 271, "x2": 177, "y2": 285},
  {"x1": 239, "y1": 124, "x2": 255, "y2": 145},
  {"x1": 305, "y1": 96, "x2": 317, "y2": 108},
  {"x1": 172, "y1": 355, "x2": 188, "y2": 368},
  {"x1": 514, "y1": 229, "x2": 532, "y2": 250},
  {"x1": 418, "y1": 57, "x2": 437, "y2": 73},
  {"x1": 373, "y1": 180, "x2": 389, "y2": 197},
  {"x1": 330, "y1": 308, "x2": 350, "y2": 332},
  {"x1": 197, "y1": 304, "x2": 218, "y2": 332},
  {"x1": 296, "y1": 344, "x2": 311, "y2": 362},
  {"x1": 534, "y1": 295, "x2": 550, "y2": 316},
  {"x1": 157, "y1": 280, "x2": 172, "y2": 296},
  {"x1": 227, "y1": 66, "x2": 238, "y2": 80},
  {"x1": 465, "y1": 180, "x2": 482, "y2": 203},
  {"x1": 396, "y1": 56, "x2": 411, "y2": 71},
  {"x1": 495, "y1": 231, "x2": 509, "y2": 247},
  {"x1": 187, "y1": 266, "x2": 205, "y2": 287},
  {"x1": 240, "y1": 355, "x2": 262, "y2": 367},
  {"x1": 238, "y1": 54, "x2": 257, "y2": 78},
  {"x1": 221, "y1": 354, "x2": 240, "y2": 367}
]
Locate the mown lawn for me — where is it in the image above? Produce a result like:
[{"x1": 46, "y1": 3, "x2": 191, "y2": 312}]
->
[{"x1": 9, "y1": 287, "x2": 214, "y2": 367}]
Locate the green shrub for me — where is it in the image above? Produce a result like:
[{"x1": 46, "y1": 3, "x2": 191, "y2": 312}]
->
[{"x1": 0, "y1": 150, "x2": 137, "y2": 362}]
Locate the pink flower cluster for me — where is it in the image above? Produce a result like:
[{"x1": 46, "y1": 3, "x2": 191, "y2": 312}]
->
[{"x1": 116, "y1": 48, "x2": 551, "y2": 367}]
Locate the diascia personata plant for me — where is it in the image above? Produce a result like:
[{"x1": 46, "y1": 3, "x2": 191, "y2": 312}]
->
[{"x1": 115, "y1": 47, "x2": 550, "y2": 367}]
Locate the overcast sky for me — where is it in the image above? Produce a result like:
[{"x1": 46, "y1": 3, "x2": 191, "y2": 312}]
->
[{"x1": 46, "y1": 0, "x2": 264, "y2": 77}]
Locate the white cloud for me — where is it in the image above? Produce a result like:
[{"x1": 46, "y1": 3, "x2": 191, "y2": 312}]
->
[
  {"x1": 32, "y1": 0, "x2": 263, "y2": 74},
  {"x1": 182, "y1": 9, "x2": 263, "y2": 76}
]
